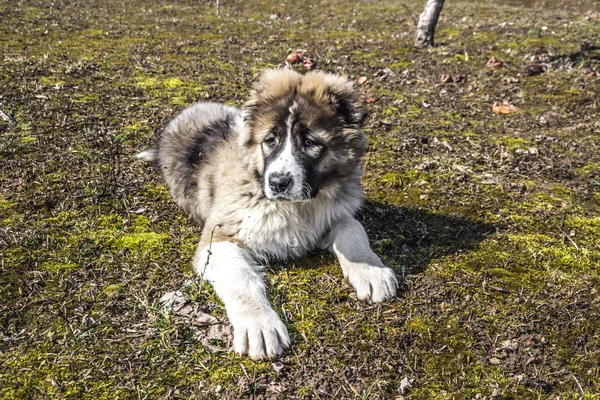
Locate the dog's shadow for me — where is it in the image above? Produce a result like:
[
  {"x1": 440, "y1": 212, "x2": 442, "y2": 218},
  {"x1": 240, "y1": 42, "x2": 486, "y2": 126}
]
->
[
  {"x1": 285, "y1": 201, "x2": 495, "y2": 279},
  {"x1": 357, "y1": 200, "x2": 495, "y2": 276}
]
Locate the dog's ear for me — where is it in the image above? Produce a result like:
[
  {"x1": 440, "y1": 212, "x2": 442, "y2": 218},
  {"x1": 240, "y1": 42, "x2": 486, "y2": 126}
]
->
[
  {"x1": 302, "y1": 71, "x2": 368, "y2": 127},
  {"x1": 331, "y1": 91, "x2": 368, "y2": 126}
]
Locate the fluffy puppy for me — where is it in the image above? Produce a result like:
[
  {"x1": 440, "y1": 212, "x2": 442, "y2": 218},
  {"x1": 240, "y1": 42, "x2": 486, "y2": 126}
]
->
[{"x1": 139, "y1": 69, "x2": 398, "y2": 360}]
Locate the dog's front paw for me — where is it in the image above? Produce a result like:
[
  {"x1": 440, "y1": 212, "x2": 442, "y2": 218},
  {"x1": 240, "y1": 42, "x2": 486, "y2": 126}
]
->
[
  {"x1": 345, "y1": 264, "x2": 398, "y2": 303},
  {"x1": 229, "y1": 307, "x2": 290, "y2": 360}
]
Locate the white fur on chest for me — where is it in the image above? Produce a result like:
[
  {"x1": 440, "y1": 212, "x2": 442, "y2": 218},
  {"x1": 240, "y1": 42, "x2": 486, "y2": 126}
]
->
[{"x1": 236, "y1": 190, "x2": 359, "y2": 260}]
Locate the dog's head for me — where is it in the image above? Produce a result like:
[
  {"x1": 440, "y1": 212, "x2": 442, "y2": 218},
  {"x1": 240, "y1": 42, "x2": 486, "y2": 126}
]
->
[{"x1": 239, "y1": 69, "x2": 368, "y2": 202}]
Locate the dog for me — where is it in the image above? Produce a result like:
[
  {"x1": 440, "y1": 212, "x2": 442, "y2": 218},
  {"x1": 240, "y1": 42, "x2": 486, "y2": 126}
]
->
[{"x1": 137, "y1": 69, "x2": 398, "y2": 360}]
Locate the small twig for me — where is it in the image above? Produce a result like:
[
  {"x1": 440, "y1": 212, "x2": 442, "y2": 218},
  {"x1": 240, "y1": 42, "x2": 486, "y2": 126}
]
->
[
  {"x1": 402, "y1": 3, "x2": 418, "y2": 26},
  {"x1": 572, "y1": 372, "x2": 585, "y2": 394},
  {"x1": 199, "y1": 224, "x2": 221, "y2": 282},
  {"x1": 558, "y1": 226, "x2": 580, "y2": 251},
  {"x1": 216, "y1": 0, "x2": 220, "y2": 16},
  {"x1": 239, "y1": 363, "x2": 250, "y2": 380},
  {"x1": 489, "y1": 285, "x2": 510, "y2": 294}
]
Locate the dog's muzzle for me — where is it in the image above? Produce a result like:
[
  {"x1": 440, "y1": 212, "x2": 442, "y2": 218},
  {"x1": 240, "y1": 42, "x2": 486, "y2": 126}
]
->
[{"x1": 268, "y1": 172, "x2": 293, "y2": 194}]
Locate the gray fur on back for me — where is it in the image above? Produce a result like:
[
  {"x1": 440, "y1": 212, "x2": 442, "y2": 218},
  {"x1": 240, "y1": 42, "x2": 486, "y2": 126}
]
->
[{"x1": 156, "y1": 102, "x2": 242, "y2": 222}]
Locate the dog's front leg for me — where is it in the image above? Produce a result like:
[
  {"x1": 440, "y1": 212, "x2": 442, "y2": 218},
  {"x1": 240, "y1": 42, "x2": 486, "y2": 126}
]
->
[
  {"x1": 327, "y1": 218, "x2": 398, "y2": 302},
  {"x1": 193, "y1": 241, "x2": 290, "y2": 360}
]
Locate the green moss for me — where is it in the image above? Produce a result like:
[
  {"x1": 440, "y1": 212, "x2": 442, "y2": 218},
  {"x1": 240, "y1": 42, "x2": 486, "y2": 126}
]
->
[
  {"x1": 388, "y1": 60, "x2": 411, "y2": 69},
  {"x1": 39, "y1": 76, "x2": 65, "y2": 86},
  {"x1": 113, "y1": 231, "x2": 168, "y2": 250},
  {"x1": 162, "y1": 77, "x2": 184, "y2": 89},
  {"x1": 405, "y1": 316, "x2": 430, "y2": 333},
  {"x1": 566, "y1": 216, "x2": 600, "y2": 237},
  {"x1": 135, "y1": 76, "x2": 160, "y2": 89},
  {"x1": 103, "y1": 283, "x2": 124, "y2": 296},
  {"x1": 577, "y1": 161, "x2": 600, "y2": 178},
  {"x1": 41, "y1": 261, "x2": 79, "y2": 272},
  {"x1": 20, "y1": 135, "x2": 37, "y2": 144},
  {"x1": 117, "y1": 121, "x2": 149, "y2": 142},
  {"x1": 494, "y1": 136, "x2": 532, "y2": 151}
]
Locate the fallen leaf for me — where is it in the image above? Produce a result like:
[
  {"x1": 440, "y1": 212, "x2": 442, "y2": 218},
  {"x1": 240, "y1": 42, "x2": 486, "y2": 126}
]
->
[
  {"x1": 440, "y1": 74, "x2": 453, "y2": 84},
  {"x1": 492, "y1": 101, "x2": 518, "y2": 114},
  {"x1": 356, "y1": 75, "x2": 368, "y2": 85},
  {"x1": 487, "y1": 56, "x2": 503, "y2": 68},
  {"x1": 192, "y1": 313, "x2": 219, "y2": 326},
  {"x1": 522, "y1": 64, "x2": 546, "y2": 77},
  {"x1": 453, "y1": 74, "x2": 466, "y2": 84},
  {"x1": 359, "y1": 94, "x2": 377, "y2": 103},
  {"x1": 585, "y1": 70, "x2": 597, "y2": 78},
  {"x1": 285, "y1": 52, "x2": 301, "y2": 64},
  {"x1": 581, "y1": 41, "x2": 591, "y2": 51},
  {"x1": 502, "y1": 76, "x2": 519, "y2": 84},
  {"x1": 196, "y1": 323, "x2": 233, "y2": 352},
  {"x1": 159, "y1": 290, "x2": 188, "y2": 312},
  {"x1": 440, "y1": 74, "x2": 466, "y2": 84}
]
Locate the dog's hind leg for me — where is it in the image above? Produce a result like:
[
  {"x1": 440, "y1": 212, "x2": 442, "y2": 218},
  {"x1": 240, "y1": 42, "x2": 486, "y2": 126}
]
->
[
  {"x1": 193, "y1": 241, "x2": 290, "y2": 360},
  {"x1": 326, "y1": 218, "x2": 398, "y2": 303}
]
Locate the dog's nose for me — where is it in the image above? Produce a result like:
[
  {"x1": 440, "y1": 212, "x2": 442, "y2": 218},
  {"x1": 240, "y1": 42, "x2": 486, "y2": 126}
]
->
[{"x1": 269, "y1": 173, "x2": 292, "y2": 193}]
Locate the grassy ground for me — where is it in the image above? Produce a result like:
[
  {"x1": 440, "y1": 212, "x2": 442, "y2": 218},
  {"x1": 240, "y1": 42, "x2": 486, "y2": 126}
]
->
[{"x1": 1, "y1": 0, "x2": 599, "y2": 398}]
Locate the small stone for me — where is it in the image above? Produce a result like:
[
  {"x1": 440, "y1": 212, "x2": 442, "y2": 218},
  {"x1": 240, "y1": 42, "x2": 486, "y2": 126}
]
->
[
  {"x1": 271, "y1": 361, "x2": 285, "y2": 374},
  {"x1": 398, "y1": 376, "x2": 414, "y2": 394}
]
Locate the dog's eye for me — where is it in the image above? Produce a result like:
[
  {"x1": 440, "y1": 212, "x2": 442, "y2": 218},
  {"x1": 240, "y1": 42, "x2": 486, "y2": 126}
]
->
[
  {"x1": 264, "y1": 137, "x2": 276, "y2": 147},
  {"x1": 304, "y1": 138, "x2": 318, "y2": 148}
]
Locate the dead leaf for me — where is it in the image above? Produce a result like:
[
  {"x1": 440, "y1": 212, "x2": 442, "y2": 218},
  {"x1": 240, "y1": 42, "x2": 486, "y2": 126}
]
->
[
  {"x1": 522, "y1": 64, "x2": 546, "y2": 77},
  {"x1": 159, "y1": 290, "x2": 188, "y2": 312},
  {"x1": 359, "y1": 94, "x2": 377, "y2": 103},
  {"x1": 440, "y1": 74, "x2": 466, "y2": 84},
  {"x1": 502, "y1": 76, "x2": 519, "y2": 84},
  {"x1": 440, "y1": 74, "x2": 453, "y2": 84},
  {"x1": 285, "y1": 52, "x2": 301, "y2": 64},
  {"x1": 192, "y1": 313, "x2": 219, "y2": 326},
  {"x1": 492, "y1": 101, "x2": 518, "y2": 114},
  {"x1": 196, "y1": 323, "x2": 233, "y2": 352},
  {"x1": 453, "y1": 74, "x2": 466, "y2": 84},
  {"x1": 487, "y1": 56, "x2": 503, "y2": 68},
  {"x1": 356, "y1": 75, "x2": 368, "y2": 85}
]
